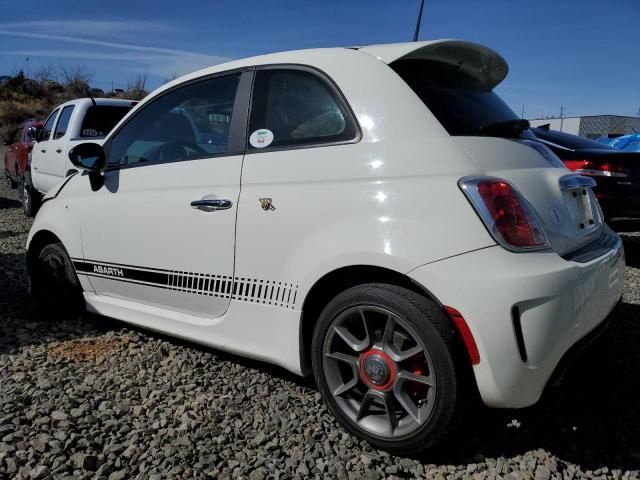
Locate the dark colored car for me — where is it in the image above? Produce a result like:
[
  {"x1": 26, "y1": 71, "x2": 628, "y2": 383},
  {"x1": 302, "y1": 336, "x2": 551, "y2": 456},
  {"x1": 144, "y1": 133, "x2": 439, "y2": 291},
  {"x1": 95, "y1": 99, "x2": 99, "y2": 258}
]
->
[
  {"x1": 3, "y1": 119, "x2": 43, "y2": 188},
  {"x1": 532, "y1": 125, "x2": 640, "y2": 221}
]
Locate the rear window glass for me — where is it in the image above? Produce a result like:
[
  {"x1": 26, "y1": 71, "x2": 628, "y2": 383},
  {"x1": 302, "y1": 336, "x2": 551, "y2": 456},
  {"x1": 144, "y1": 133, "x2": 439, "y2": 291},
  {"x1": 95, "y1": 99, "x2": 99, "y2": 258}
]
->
[
  {"x1": 81, "y1": 105, "x2": 133, "y2": 138},
  {"x1": 392, "y1": 59, "x2": 519, "y2": 136}
]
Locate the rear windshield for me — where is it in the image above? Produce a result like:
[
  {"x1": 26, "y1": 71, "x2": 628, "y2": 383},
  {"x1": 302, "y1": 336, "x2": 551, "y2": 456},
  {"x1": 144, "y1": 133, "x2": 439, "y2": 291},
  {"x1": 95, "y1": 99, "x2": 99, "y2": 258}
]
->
[
  {"x1": 392, "y1": 59, "x2": 519, "y2": 136},
  {"x1": 80, "y1": 105, "x2": 133, "y2": 138},
  {"x1": 531, "y1": 127, "x2": 617, "y2": 151}
]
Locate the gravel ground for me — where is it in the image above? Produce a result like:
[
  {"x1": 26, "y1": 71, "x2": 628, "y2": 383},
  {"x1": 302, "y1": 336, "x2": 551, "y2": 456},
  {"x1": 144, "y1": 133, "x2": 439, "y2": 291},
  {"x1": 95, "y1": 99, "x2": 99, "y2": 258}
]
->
[{"x1": 1, "y1": 166, "x2": 640, "y2": 479}]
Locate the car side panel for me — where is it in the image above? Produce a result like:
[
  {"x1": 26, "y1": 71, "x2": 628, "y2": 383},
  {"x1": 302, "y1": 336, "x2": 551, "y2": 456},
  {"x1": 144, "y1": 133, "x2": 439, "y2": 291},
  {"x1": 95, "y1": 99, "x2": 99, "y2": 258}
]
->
[{"x1": 234, "y1": 54, "x2": 494, "y2": 314}]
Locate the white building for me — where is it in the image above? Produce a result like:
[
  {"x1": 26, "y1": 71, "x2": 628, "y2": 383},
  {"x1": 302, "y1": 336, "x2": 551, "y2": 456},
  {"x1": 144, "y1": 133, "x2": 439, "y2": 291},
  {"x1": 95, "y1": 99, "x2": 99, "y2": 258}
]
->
[{"x1": 529, "y1": 115, "x2": 640, "y2": 139}]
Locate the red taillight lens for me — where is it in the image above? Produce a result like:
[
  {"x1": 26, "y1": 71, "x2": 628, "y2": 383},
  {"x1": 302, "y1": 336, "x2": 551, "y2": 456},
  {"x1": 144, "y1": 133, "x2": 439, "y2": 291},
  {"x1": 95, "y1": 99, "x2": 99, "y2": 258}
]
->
[
  {"x1": 460, "y1": 177, "x2": 549, "y2": 251},
  {"x1": 564, "y1": 160, "x2": 589, "y2": 171},
  {"x1": 563, "y1": 159, "x2": 629, "y2": 178}
]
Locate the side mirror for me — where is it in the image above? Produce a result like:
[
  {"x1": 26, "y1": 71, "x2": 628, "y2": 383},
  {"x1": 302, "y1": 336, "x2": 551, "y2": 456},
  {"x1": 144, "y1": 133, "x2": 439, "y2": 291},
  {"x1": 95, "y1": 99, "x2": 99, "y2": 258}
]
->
[
  {"x1": 68, "y1": 143, "x2": 106, "y2": 172},
  {"x1": 27, "y1": 126, "x2": 41, "y2": 140}
]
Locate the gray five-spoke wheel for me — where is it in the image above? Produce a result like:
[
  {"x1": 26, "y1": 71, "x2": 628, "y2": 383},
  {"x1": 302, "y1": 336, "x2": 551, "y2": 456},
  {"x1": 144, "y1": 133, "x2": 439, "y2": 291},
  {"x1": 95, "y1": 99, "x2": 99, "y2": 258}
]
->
[{"x1": 322, "y1": 305, "x2": 436, "y2": 438}]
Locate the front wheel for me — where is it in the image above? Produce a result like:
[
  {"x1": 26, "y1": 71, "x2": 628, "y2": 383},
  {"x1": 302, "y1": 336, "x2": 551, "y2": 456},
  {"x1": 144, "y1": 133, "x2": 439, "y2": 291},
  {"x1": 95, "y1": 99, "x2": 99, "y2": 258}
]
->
[
  {"x1": 312, "y1": 284, "x2": 463, "y2": 454},
  {"x1": 21, "y1": 171, "x2": 41, "y2": 217},
  {"x1": 30, "y1": 242, "x2": 84, "y2": 319},
  {"x1": 5, "y1": 169, "x2": 17, "y2": 189}
]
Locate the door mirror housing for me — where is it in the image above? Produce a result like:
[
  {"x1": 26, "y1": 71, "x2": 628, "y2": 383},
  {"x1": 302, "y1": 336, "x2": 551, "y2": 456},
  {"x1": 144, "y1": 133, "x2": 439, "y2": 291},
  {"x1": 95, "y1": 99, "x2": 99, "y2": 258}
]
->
[
  {"x1": 68, "y1": 143, "x2": 106, "y2": 172},
  {"x1": 27, "y1": 126, "x2": 41, "y2": 140}
]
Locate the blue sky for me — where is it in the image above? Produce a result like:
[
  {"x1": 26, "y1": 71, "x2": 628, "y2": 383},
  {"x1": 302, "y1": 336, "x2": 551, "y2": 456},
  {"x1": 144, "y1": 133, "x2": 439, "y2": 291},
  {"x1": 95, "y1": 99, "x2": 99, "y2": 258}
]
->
[{"x1": 1, "y1": 0, "x2": 638, "y2": 119}]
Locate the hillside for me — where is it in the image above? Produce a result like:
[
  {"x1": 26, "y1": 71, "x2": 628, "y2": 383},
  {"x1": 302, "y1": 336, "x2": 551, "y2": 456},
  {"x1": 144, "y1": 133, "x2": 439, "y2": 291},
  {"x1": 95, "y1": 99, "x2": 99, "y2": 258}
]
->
[{"x1": 0, "y1": 68, "x2": 147, "y2": 141}]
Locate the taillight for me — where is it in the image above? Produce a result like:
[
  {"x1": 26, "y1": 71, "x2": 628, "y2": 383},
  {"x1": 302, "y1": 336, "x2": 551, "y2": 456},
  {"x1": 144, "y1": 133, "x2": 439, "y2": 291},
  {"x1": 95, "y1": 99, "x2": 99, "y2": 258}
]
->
[
  {"x1": 459, "y1": 177, "x2": 549, "y2": 251},
  {"x1": 564, "y1": 159, "x2": 629, "y2": 178}
]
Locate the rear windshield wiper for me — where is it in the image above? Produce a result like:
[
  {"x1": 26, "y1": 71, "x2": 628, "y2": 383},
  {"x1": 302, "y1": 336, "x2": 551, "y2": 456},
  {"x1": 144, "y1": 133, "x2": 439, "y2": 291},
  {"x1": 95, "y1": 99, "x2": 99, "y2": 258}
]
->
[{"x1": 478, "y1": 119, "x2": 530, "y2": 137}]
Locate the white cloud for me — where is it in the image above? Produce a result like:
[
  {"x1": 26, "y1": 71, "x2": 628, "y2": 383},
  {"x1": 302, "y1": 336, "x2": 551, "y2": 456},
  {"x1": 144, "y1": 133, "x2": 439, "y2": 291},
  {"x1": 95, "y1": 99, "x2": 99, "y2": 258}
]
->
[
  {"x1": 0, "y1": 20, "x2": 177, "y2": 38},
  {"x1": 0, "y1": 19, "x2": 231, "y2": 82}
]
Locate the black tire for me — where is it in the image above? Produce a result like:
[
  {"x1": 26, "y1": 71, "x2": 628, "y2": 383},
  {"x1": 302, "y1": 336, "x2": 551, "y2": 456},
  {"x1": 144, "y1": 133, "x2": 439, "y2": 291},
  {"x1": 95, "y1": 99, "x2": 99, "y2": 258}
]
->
[
  {"x1": 312, "y1": 284, "x2": 463, "y2": 454},
  {"x1": 5, "y1": 169, "x2": 17, "y2": 189},
  {"x1": 30, "y1": 242, "x2": 85, "y2": 319},
  {"x1": 21, "y1": 171, "x2": 40, "y2": 217}
]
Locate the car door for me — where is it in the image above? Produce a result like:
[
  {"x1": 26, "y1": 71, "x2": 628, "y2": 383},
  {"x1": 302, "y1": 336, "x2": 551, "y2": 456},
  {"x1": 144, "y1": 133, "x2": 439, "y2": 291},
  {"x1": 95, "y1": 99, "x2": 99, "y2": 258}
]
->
[
  {"x1": 74, "y1": 70, "x2": 251, "y2": 318},
  {"x1": 48, "y1": 104, "x2": 75, "y2": 178},
  {"x1": 234, "y1": 66, "x2": 360, "y2": 303},
  {"x1": 31, "y1": 108, "x2": 59, "y2": 193}
]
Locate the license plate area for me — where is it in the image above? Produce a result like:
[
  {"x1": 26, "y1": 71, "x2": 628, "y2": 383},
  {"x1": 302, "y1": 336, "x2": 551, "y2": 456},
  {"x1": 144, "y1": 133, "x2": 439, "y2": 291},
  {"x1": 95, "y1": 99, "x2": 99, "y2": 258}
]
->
[{"x1": 563, "y1": 186, "x2": 599, "y2": 237}]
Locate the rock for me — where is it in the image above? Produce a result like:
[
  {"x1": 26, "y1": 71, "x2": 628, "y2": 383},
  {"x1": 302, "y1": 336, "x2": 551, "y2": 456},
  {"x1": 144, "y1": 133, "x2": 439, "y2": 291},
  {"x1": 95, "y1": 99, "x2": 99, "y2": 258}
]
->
[
  {"x1": 29, "y1": 466, "x2": 50, "y2": 479},
  {"x1": 108, "y1": 470, "x2": 128, "y2": 480},
  {"x1": 51, "y1": 410, "x2": 68, "y2": 421}
]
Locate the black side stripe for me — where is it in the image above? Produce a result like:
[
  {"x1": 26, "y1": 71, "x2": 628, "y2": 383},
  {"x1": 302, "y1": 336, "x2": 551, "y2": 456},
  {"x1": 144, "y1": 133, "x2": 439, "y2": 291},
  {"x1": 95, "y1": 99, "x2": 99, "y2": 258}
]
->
[{"x1": 72, "y1": 259, "x2": 299, "y2": 310}]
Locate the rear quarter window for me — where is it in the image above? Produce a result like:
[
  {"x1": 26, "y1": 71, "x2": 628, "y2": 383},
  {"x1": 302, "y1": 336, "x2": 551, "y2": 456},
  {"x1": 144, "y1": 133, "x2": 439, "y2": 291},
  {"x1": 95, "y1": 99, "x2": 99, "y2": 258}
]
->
[{"x1": 248, "y1": 68, "x2": 357, "y2": 150}]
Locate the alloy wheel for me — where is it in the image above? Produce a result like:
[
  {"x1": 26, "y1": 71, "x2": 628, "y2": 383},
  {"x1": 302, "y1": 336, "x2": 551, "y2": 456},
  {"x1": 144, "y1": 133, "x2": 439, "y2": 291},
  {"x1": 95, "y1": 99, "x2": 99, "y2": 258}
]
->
[{"x1": 322, "y1": 305, "x2": 436, "y2": 438}]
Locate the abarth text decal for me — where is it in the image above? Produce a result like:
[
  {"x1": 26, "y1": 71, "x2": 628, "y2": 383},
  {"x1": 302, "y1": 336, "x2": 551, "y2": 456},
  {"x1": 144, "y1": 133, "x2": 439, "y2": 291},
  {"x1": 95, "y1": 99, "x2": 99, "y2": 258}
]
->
[{"x1": 72, "y1": 259, "x2": 299, "y2": 310}]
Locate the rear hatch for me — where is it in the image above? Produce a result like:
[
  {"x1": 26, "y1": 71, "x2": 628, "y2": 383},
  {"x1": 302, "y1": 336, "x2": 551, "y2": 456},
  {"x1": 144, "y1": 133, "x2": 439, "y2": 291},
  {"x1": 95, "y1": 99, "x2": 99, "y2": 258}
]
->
[{"x1": 362, "y1": 40, "x2": 604, "y2": 256}]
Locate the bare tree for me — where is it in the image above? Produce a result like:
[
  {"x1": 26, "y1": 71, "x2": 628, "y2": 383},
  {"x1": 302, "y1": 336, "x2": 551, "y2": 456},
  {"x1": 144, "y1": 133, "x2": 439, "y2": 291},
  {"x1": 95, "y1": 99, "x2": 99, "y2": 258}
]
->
[
  {"x1": 164, "y1": 71, "x2": 179, "y2": 83},
  {"x1": 126, "y1": 73, "x2": 148, "y2": 100},
  {"x1": 58, "y1": 64, "x2": 93, "y2": 95},
  {"x1": 32, "y1": 64, "x2": 56, "y2": 84}
]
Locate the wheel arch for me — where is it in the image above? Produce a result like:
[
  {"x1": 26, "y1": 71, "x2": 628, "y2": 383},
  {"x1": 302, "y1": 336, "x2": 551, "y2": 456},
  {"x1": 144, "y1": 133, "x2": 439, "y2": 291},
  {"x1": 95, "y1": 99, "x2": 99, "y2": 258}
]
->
[
  {"x1": 298, "y1": 264, "x2": 442, "y2": 375},
  {"x1": 26, "y1": 229, "x2": 62, "y2": 274}
]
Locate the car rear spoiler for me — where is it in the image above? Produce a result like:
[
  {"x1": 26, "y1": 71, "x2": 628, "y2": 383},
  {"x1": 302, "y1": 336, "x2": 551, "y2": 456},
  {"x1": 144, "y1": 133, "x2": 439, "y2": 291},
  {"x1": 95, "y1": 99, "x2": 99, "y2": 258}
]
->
[{"x1": 359, "y1": 40, "x2": 509, "y2": 90}]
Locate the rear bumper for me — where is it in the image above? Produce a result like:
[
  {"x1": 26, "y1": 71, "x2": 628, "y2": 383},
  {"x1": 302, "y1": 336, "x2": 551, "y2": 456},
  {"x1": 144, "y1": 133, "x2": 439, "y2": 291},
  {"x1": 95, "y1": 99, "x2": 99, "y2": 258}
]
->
[{"x1": 408, "y1": 227, "x2": 624, "y2": 408}]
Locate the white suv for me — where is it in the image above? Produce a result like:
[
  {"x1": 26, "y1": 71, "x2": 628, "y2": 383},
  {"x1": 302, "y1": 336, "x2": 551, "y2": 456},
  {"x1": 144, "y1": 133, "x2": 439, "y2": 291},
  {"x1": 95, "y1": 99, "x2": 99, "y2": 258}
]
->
[{"x1": 27, "y1": 40, "x2": 624, "y2": 453}]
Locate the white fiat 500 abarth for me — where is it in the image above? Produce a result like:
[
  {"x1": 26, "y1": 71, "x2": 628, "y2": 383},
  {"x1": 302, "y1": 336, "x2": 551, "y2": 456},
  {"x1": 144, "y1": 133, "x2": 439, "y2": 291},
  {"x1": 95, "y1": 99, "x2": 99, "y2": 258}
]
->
[{"x1": 27, "y1": 40, "x2": 624, "y2": 453}]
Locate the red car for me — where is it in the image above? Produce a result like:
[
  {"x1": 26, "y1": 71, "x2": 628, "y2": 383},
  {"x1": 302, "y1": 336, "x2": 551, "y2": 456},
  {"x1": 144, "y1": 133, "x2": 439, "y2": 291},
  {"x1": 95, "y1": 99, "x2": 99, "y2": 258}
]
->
[{"x1": 3, "y1": 118, "x2": 43, "y2": 189}]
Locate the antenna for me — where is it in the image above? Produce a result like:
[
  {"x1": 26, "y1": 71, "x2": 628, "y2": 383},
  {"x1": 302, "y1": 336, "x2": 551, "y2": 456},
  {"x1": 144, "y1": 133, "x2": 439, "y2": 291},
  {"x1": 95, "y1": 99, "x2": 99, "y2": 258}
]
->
[
  {"x1": 413, "y1": 0, "x2": 425, "y2": 42},
  {"x1": 85, "y1": 87, "x2": 97, "y2": 106}
]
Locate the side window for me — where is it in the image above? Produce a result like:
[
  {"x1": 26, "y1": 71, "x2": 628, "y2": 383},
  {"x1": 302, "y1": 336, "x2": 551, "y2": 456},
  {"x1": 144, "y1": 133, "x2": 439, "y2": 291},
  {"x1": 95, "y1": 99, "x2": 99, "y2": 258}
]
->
[
  {"x1": 40, "y1": 110, "x2": 59, "y2": 142},
  {"x1": 108, "y1": 74, "x2": 240, "y2": 167},
  {"x1": 248, "y1": 69, "x2": 356, "y2": 150},
  {"x1": 54, "y1": 105, "x2": 74, "y2": 139},
  {"x1": 13, "y1": 128, "x2": 22, "y2": 144}
]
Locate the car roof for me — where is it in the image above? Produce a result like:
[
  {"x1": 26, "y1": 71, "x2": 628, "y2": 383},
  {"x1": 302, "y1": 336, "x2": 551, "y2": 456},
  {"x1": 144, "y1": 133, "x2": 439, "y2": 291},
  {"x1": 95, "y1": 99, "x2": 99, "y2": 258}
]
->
[
  {"x1": 154, "y1": 39, "x2": 508, "y2": 99},
  {"x1": 53, "y1": 97, "x2": 137, "y2": 109}
]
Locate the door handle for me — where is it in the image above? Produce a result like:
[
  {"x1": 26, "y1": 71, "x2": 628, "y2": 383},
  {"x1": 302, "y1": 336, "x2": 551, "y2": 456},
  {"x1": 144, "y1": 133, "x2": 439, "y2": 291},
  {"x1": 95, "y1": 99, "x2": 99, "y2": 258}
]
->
[
  {"x1": 56, "y1": 149, "x2": 62, "y2": 153},
  {"x1": 41, "y1": 149, "x2": 46, "y2": 153},
  {"x1": 190, "y1": 198, "x2": 233, "y2": 212}
]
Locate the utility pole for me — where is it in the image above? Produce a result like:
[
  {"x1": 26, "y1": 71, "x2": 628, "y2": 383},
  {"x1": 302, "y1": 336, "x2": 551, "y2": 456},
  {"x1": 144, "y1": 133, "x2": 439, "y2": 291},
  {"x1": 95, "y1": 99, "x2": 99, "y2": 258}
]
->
[
  {"x1": 560, "y1": 106, "x2": 566, "y2": 132},
  {"x1": 521, "y1": 104, "x2": 525, "y2": 120},
  {"x1": 25, "y1": 57, "x2": 29, "y2": 79},
  {"x1": 413, "y1": 0, "x2": 425, "y2": 42}
]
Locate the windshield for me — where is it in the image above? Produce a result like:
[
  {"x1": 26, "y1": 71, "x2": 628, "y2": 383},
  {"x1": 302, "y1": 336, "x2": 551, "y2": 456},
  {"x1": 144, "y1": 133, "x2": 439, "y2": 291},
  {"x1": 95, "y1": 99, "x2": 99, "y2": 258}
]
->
[{"x1": 392, "y1": 59, "x2": 520, "y2": 136}]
